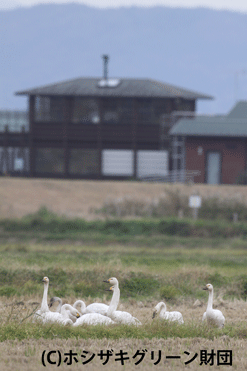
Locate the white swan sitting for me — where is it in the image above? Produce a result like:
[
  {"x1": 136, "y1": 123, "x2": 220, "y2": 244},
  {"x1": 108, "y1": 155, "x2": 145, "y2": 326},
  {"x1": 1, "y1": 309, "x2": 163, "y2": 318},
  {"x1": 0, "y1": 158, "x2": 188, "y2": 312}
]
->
[
  {"x1": 33, "y1": 276, "x2": 50, "y2": 321},
  {"x1": 73, "y1": 299, "x2": 109, "y2": 316},
  {"x1": 49, "y1": 297, "x2": 77, "y2": 323},
  {"x1": 73, "y1": 312, "x2": 115, "y2": 326},
  {"x1": 39, "y1": 304, "x2": 80, "y2": 325},
  {"x1": 103, "y1": 277, "x2": 142, "y2": 326},
  {"x1": 152, "y1": 302, "x2": 184, "y2": 324},
  {"x1": 202, "y1": 283, "x2": 225, "y2": 328},
  {"x1": 72, "y1": 300, "x2": 115, "y2": 326}
]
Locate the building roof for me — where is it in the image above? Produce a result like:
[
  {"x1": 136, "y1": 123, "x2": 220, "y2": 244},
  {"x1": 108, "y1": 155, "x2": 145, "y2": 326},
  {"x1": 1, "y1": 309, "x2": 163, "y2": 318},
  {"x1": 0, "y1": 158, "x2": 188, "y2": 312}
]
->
[
  {"x1": 170, "y1": 116, "x2": 247, "y2": 138},
  {"x1": 170, "y1": 101, "x2": 247, "y2": 138},
  {"x1": 227, "y1": 101, "x2": 247, "y2": 119},
  {"x1": 15, "y1": 77, "x2": 213, "y2": 100}
]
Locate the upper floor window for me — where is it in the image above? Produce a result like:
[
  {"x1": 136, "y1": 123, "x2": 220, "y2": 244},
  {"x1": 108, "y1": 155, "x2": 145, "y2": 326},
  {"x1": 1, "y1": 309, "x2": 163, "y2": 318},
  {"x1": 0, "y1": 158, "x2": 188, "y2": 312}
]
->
[
  {"x1": 35, "y1": 96, "x2": 65, "y2": 122},
  {"x1": 137, "y1": 99, "x2": 154, "y2": 124},
  {"x1": 102, "y1": 99, "x2": 119, "y2": 124},
  {"x1": 72, "y1": 98, "x2": 99, "y2": 124}
]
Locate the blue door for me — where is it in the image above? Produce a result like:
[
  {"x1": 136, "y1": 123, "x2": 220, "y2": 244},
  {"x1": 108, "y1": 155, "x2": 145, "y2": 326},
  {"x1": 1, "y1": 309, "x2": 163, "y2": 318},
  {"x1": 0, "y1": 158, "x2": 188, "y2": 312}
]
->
[{"x1": 206, "y1": 152, "x2": 221, "y2": 184}]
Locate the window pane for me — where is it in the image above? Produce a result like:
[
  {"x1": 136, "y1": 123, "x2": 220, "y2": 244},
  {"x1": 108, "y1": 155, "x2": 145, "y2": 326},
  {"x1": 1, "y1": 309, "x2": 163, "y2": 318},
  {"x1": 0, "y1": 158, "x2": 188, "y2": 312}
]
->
[
  {"x1": 102, "y1": 99, "x2": 119, "y2": 124},
  {"x1": 72, "y1": 98, "x2": 99, "y2": 124},
  {"x1": 119, "y1": 99, "x2": 133, "y2": 123},
  {"x1": 35, "y1": 97, "x2": 65, "y2": 122},
  {"x1": 35, "y1": 148, "x2": 64, "y2": 173},
  {"x1": 153, "y1": 100, "x2": 169, "y2": 125},
  {"x1": 137, "y1": 100, "x2": 153, "y2": 124},
  {"x1": 69, "y1": 149, "x2": 100, "y2": 174},
  {"x1": 35, "y1": 97, "x2": 51, "y2": 121}
]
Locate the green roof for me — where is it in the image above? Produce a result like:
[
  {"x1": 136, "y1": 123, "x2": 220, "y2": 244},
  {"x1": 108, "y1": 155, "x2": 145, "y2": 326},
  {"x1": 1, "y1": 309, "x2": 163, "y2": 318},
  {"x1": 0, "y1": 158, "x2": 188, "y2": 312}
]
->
[
  {"x1": 170, "y1": 101, "x2": 247, "y2": 138},
  {"x1": 170, "y1": 116, "x2": 247, "y2": 137},
  {"x1": 227, "y1": 101, "x2": 247, "y2": 119}
]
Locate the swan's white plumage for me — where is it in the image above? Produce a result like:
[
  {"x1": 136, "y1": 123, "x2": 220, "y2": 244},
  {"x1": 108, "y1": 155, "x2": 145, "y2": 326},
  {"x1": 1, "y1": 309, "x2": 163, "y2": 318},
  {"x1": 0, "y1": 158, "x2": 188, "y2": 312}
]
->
[
  {"x1": 73, "y1": 299, "x2": 109, "y2": 316},
  {"x1": 38, "y1": 304, "x2": 80, "y2": 325},
  {"x1": 86, "y1": 303, "x2": 109, "y2": 315},
  {"x1": 33, "y1": 276, "x2": 50, "y2": 321},
  {"x1": 202, "y1": 283, "x2": 225, "y2": 328},
  {"x1": 49, "y1": 297, "x2": 77, "y2": 322},
  {"x1": 33, "y1": 279, "x2": 80, "y2": 325},
  {"x1": 152, "y1": 302, "x2": 184, "y2": 324},
  {"x1": 104, "y1": 277, "x2": 142, "y2": 326},
  {"x1": 73, "y1": 312, "x2": 115, "y2": 326}
]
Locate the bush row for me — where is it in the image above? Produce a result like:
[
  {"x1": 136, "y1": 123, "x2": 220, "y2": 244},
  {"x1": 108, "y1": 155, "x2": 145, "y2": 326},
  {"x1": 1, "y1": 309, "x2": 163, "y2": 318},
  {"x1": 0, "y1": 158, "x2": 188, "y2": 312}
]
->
[{"x1": 2, "y1": 207, "x2": 247, "y2": 238}]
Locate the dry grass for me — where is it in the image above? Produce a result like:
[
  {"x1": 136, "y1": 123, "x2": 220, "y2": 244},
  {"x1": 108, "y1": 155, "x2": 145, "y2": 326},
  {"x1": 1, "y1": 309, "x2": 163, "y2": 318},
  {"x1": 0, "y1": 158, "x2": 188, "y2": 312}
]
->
[
  {"x1": 0, "y1": 296, "x2": 247, "y2": 370},
  {"x1": 1, "y1": 336, "x2": 245, "y2": 371},
  {"x1": 1, "y1": 177, "x2": 247, "y2": 219}
]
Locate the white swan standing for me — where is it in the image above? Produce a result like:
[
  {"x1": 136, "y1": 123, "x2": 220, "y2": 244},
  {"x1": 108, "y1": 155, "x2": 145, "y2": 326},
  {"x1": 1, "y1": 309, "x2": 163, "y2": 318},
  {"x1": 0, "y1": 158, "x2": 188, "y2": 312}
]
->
[
  {"x1": 152, "y1": 302, "x2": 184, "y2": 324},
  {"x1": 202, "y1": 283, "x2": 225, "y2": 328},
  {"x1": 103, "y1": 277, "x2": 142, "y2": 326}
]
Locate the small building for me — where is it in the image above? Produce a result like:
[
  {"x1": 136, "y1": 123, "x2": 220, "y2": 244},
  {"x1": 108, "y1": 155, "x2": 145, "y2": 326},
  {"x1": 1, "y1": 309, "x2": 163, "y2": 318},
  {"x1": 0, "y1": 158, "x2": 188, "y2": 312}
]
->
[
  {"x1": 13, "y1": 74, "x2": 211, "y2": 180},
  {"x1": 170, "y1": 101, "x2": 247, "y2": 184}
]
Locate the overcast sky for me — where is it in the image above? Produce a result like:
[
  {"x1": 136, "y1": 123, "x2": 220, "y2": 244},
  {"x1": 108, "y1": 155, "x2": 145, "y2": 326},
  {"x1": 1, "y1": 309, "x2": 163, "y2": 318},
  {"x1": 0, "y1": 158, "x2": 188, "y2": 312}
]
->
[{"x1": 1, "y1": 0, "x2": 247, "y2": 12}]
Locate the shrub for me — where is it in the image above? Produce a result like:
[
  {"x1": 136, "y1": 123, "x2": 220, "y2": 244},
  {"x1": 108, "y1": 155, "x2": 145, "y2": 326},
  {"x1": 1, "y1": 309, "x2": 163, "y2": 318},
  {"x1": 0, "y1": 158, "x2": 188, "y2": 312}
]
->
[
  {"x1": 0, "y1": 286, "x2": 17, "y2": 297},
  {"x1": 159, "y1": 285, "x2": 180, "y2": 301}
]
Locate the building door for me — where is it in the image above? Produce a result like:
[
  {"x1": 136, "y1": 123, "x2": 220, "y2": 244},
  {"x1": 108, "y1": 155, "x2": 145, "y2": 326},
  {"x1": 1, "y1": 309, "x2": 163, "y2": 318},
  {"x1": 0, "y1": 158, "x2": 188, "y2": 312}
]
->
[{"x1": 206, "y1": 151, "x2": 221, "y2": 184}]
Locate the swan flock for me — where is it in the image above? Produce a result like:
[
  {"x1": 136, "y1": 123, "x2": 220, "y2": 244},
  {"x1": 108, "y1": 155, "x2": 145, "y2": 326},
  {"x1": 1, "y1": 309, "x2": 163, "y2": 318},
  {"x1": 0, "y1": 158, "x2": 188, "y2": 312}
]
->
[{"x1": 33, "y1": 276, "x2": 225, "y2": 328}]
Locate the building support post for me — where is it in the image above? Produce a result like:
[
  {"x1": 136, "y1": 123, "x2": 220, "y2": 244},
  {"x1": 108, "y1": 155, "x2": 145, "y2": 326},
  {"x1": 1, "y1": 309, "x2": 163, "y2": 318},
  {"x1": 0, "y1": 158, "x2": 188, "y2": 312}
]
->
[
  {"x1": 29, "y1": 95, "x2": 35, "y2": 177},
  {"x1": 132, "y1": 99, "x2": 138, "y2": 179},
  {"x1": 98, "y1": 98, "x2": 103, "y2": 179},
  {"x1": 63, "y1": 97, "x2": 72, "y2": 178}
]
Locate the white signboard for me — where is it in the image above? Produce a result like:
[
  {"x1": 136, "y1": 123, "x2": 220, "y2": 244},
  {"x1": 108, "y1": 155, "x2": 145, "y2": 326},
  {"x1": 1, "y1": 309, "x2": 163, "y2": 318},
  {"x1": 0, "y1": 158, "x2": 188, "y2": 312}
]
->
[{"x1": 189, "y1": 195, "x2": 202, "y2": 208}]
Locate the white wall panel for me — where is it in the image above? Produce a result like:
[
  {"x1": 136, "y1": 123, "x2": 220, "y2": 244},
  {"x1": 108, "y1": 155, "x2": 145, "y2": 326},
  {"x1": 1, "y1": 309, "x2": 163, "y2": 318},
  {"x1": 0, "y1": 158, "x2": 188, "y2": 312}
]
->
[
  {"x1": 137, "y1": 150, "x2": 168, "y2": 178},
  {"x1": 102, "y1": 150, "x2": 134, "y2": 176}
]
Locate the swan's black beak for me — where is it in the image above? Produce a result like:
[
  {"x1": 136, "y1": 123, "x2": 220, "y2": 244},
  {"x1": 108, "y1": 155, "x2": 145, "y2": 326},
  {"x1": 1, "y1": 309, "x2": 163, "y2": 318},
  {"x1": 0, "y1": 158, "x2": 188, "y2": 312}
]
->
[
  {"x1": 105, "y1": 288, "x2": 112, "y2": 291},
  {"x1": 103, "y1": 280, "x2": 109, "y2": 283},
  {"x1": 202, "y1": 286, "x2": 208, "y2": 290},
  {"x1": 152, "y1": 311, "x2": 157, "y2": 319}
]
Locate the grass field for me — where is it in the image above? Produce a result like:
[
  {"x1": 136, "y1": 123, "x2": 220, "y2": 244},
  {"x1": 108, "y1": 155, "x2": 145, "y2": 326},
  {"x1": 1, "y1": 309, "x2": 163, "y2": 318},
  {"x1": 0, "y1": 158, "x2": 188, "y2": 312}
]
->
[
  {"x1": 0, "y1": 239, "x2": 247, "y2": 370},
  {"x1": 0, "y1": 178, "x2": 247, "y2": 370}
]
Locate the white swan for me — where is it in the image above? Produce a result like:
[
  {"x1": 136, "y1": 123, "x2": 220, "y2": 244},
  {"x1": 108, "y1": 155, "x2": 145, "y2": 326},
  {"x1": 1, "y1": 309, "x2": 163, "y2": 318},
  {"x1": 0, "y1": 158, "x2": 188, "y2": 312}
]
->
[
  {"x1": 49, "y1": 297, "x2": 77, "y2": 323},
  {"x1": 73, "y1": 312, "x2": 115, "y2": 326},
  {"x1": 73, "y1": 299, "x2": 109, "y2": 316},
  {"x1": 104, "y1": 277, "x2": 142, "y2": 326},
  {"x1": 72, "y1": 301, "x2": 115, "y2": 326},
  {"x1": 33, "y1": 276, "x2": 50, "y2": 320},
  {"x1": 202, "y1": 283, "x2": 225, "y2": 328},
  {"x1": 39, "y1": 304, "x2": 80, "y2": 325},
  {"x1": 152, "y1": 302, "x2": 184, "y2": 324}
]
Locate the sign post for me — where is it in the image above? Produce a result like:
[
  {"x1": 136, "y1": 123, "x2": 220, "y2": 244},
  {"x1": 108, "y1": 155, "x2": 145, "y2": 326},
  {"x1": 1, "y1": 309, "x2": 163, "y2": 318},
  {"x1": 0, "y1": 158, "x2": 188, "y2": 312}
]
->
[{"x1": 189, "y1": 195, "x2": 202, "y2": 220}]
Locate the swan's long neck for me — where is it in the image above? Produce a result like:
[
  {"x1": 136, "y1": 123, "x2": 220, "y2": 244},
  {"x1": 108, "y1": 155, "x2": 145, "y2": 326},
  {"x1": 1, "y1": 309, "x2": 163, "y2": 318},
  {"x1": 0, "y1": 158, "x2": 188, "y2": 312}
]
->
[
  {"x1": 159, "y1": 302, "x2": 167, "y2": 316},
  {"x1": 73, "y1": 300, "x2": 87, "y2": 314},
  {"x1": 207, "y1": 289, "x2": 213, "y2": 311},
  {"x1": 61, "y1": 304, "x2": 73, "y2": 319},
  {"x1": 107, "y1": 285, "x2": 120, "y2": 316},
  {"x1": 56, "y1": 298, "x2": 62, "y2": 312},
  {"x1": 41, "y1": 283, "x2": 49, "y2": 313}
]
